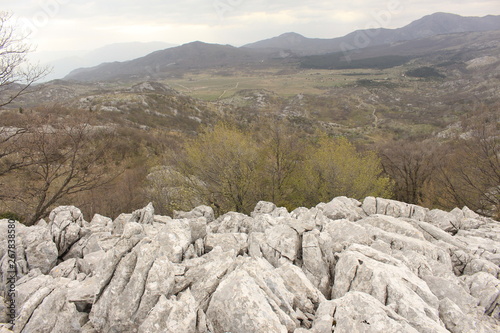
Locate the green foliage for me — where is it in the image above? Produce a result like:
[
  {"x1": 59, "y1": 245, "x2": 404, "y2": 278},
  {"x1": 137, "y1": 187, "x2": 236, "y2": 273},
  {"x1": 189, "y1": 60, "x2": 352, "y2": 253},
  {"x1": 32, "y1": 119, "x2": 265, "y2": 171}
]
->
[
  {"x1": 298, "y1": 136, "x2": 392, "y2": 206},
  {"x1": 182, "y1": 123, "x2": 263, "y2": 214},
  {"x1": 405, "y1": 67, "x2": 445, "y2": 79},
  {"x1": 0, "y1": 211, "x2": 23, "y2": 222},
  {"x1": 163, "y1": 121, "x2": 392, "y2": 215}
]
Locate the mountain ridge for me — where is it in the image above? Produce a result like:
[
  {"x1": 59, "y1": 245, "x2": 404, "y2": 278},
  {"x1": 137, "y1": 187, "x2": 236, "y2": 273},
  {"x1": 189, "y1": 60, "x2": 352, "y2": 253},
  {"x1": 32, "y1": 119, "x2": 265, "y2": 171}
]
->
[
  {"x1": 243, "y1": 12, "x2": 500, "y2": 55},
  {"x1": 64, "y1": 12, "x2": 500, "y2": 82}
]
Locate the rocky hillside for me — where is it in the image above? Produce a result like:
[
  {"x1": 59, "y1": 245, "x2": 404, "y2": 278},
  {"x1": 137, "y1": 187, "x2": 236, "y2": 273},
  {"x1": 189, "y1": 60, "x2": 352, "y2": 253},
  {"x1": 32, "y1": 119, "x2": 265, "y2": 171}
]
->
[{"x1": 1, "y1": 196, "x2": 500, "y2": 332}]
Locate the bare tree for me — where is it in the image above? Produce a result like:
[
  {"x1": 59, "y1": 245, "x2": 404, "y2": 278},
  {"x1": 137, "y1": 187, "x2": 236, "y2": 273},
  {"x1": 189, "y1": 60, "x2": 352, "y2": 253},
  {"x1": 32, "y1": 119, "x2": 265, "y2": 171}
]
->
[
  {"x1": 0, "y1": 125, "x2": 28, "y2": 176},
  {"x1": 258, "y1": 119, "x2": 305, "y2": 207},
  {"x1": 2, "y1": 111, "x2": 118, "y2": 225},
  {"x1": 0, "y1": 11, "x2": 49, "y2": 186},
  {"x1": 0, "y1": 11, "x2": 48, "y2": 108},
  {"x1": 437, "y1": 113, "x2": 500, "y2": 218},
  {"x1": 379, "y1": 140, "x2": 438, "y2": 205}
]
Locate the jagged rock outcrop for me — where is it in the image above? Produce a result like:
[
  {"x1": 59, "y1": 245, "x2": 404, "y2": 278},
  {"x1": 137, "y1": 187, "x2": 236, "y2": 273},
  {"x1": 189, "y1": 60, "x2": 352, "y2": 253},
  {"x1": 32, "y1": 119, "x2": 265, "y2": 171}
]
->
[{"x1": 1, "y1": 197, "x2": 500, "y2": 332}]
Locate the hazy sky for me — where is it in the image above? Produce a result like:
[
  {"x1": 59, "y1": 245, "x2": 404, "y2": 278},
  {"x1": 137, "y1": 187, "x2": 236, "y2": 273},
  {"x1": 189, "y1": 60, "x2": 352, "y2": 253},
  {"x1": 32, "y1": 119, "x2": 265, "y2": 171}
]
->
[{"x1": 4, "y1": 0, "x2": 499, "y2": 53}]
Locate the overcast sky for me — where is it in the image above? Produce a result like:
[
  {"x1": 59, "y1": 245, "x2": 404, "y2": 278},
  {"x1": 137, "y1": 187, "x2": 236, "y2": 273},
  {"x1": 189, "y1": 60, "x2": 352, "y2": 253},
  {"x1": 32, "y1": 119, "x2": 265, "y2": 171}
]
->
[{"x1": 4, "y1": 0, "x2": 499, "y2": 54}]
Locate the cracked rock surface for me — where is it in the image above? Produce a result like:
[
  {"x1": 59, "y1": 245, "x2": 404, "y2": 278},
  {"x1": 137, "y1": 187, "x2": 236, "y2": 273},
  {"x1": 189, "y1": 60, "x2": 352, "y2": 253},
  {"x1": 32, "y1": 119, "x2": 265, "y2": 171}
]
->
[{"x1": 1, "y1": 196, "x2": 500, "y2": 332}]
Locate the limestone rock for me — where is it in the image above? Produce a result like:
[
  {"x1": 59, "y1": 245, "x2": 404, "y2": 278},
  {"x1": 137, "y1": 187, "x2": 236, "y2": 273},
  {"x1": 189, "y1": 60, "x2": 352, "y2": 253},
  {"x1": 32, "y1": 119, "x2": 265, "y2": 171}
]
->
[
  {"x1": 204, "y1": 233, "x2": 248, "y2": 255},
  {"x1": 10, "y1": 197, "x2": 500, "y2": 332},
  {"x1": 149, "y1": 219, "x2": 191, "y2": 263},
  {"x1": 312, "y1": 292, "x2": 419, "y2": 333},
  {"x1": 208, "y1": 211, "x2": 253, "y2": 233},
  {"x1": 332, "y1": 246, "x2": 447, "y2": 332},
  {"x1": 174, "y1": 205, "x2": 214, "y2": 223},
  {"x1": 261, "y1": 224, "x2": 301, "y2": 267},
  {"x1": 425, "y1": 208, "x2": 461, "y2": 232},
  {"x1": 206, "y1": 268, "x2": 288, "y2": 333},
  {"x1": 15, "y1": 275, "x2": 86, "y2": 333},
  {"x1": 301, "y1": 230, "x2": 331, "y2": 296},
  {"x1": 172, "y1": 248, "x2": 237, "y2": 311},
  {"x1": 318, "y1": 196, "x2": 365, "y2": 221},
  {"x1": 89, "y1": 238, "x2": 176, "y2": 332},
  {"x1": 48, "y1": 206, "x2": 87, "y2": 257},
  {"x1": 463, "y1": 272, "x2": 500, "y2": 318},
  {"x1": 139, "y1": 290, "x2": 198, "y2": 333},
  {"x1": 252, "y1": 200, "x2": 278, "y2": 216},
  {"x1": 362, "y1": 196, "x2": 428, "y2": 220},
  {"x1": 49, "y1": 258, "x2": 91, "y2": 280}
]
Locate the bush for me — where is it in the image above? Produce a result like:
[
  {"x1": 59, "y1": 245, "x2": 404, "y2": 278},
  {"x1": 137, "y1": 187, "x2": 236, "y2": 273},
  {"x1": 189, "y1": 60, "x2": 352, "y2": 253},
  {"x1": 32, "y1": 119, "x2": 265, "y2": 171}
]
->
[{"x1": 405, "y1": 67, "x2": 445, "y2": 79}]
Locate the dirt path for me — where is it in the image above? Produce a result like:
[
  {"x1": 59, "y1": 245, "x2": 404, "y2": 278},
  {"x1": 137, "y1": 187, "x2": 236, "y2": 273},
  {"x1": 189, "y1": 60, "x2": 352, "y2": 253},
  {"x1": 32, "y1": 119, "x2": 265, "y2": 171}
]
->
[{"x1": 218, "y1": 82, "x2": 240, "y2": 99}]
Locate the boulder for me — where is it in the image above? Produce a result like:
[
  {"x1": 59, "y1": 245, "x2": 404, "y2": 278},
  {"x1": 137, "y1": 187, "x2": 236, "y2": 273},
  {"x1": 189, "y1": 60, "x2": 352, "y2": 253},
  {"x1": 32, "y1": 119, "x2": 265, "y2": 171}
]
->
[
  {"x1": 204, "y1": 233, "x2": 248, "y2": 255},
  {"x1": 130, "y1": 202, "x2": 155, "y2": 225},
  {"x1": 261, "y1": 224, "x2": 301, "y2": 267},
  {"x1": 174, "y1": 205, "x2": 214, "y2": 222},
  {"x1": 207, "y1": 268, "x2": 288, "y2": 333},
  {"x1": 48, "y1": 206, "x2": 87, "y2": 257},
  {"x1": 139, "y1": 290, "x2": 198, "y2": 333},
  {"x1": 208, "y1": 211, "x2": 253, "y2": 233},
  {"x1": 89, "y1": 238, "x2": 176, "y2": 332},
  {"x1": 318, "y1": 196, "x2": 365, "y2": 221},
  {"x1": 15, "y1": 275, "x2": 87, "y2": 333}
]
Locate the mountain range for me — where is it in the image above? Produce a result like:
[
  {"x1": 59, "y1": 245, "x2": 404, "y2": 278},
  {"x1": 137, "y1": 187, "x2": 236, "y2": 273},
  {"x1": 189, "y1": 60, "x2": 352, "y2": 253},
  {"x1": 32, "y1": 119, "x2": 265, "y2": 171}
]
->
[
  {"x1": 243, "y1": 12, "x2": 500, "y2": 55},
  {"x1": 64, "y1": 12, "x2": 500, "y2": 82}
]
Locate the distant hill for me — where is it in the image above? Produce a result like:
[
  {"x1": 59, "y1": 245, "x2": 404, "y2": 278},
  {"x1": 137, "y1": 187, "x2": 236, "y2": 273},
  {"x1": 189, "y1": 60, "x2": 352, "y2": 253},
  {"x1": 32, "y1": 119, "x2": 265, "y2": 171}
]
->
[
  {"x1": 299, "y1": 30, "x2": 500, "y2": 69},
  {"x1": 65, "y1": 42, "x2": 275, "y2": 81},
  {"x1": 42, "y1": 41, "x2": 176, "y2": 81},
  {"x1": 244, "y1": 13, "x2": 500, "y2": 55}
]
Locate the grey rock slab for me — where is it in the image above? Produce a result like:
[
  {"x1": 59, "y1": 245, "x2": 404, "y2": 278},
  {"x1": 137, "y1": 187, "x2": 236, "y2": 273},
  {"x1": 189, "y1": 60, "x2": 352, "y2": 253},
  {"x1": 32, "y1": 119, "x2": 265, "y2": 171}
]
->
[
  {"x1": 48, "y1": 206, "x2": 86, "y2": 257},
  {"x1": 302, "y1": 230, "x2": 331, "y2": 297},
  {"x1": 208, "y1": 211, "x2": 253, "y2": 233},
  {"x1": 206, "y1": 268, "x2": 288, "y2": 333},
  {"x1": 438, "y1": 297, "x2": 500, "y2": 333},
  {"x1": 318, "y1": 196, "x2": 366, "y2": 221},
  {"x1": 204, "y1": 233, "x2": 248, "y2": 255},
  {"x1": 262, "y1": 224, "x2": 301, "y2": 267},
  {"x1": 148, "y1": 219, "x2": 192, "y2": 263},
  {"x1": 49, "y1": 258, "x2": 91, "y2": 280},
  {"x1": 332, "y1": 247, "x2": 447, "y2": 332},
  {"x1": 312, "y1": 292, "x2": 419, "y2": 333},
  {"x1": 15, "y1": 276, "x2": 86, "y2": 333},
  {"x1": 130, "y1": 202, "x2": 155, "y2": 225},
  {"x1": 357, "y1": 215, "x2": 425, "y2": 240},
  {"x1": 89, "y1": 237, "x2": 176, "y2": 332},
  {"x1": 172, "y1": 248, "x2": 237, "y2": 311},
  {"x1": 139, "y1": 289, "x2": 198, "y2": 333},
  {"x1": 174, "y1": 205, "x2": 215, "y2": 223},
  {"x1": 462, "y1": 272, "x2": 500, "y2": 317},
  {"x1": 275, "y1": 262, "x2": 326, "y2": 314}
]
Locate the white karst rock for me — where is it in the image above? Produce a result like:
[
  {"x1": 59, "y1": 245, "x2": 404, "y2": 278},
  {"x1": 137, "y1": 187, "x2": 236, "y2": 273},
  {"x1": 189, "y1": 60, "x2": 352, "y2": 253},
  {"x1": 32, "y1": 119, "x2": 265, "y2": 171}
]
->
[{"x1": 1, "y1": 197, "x2": 500, "y2": 332}]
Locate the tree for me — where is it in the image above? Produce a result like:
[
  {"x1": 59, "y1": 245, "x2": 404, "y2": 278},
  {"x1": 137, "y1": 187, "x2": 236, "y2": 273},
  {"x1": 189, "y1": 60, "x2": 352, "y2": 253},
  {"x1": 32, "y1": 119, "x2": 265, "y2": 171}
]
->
[
  {"x1": 437, "y1": 112, "x2": 500, "y2": 218},
  {"x1": 181, "y1": 123, "x2": 262, "y2": 215},
  {"x1": 379, "y1": 140, "x2": 438, "y2": 205},
  {"x1": 257, "y1": 120, "x2": 306, "y2": 208},
  {"x1": 145, "y1": 165, "x2": 203, "y2": 216},
  {"x1": 0, "y1": 11, "x2": 49, "y2": 191},
  {"x1": 2, "y1": 110, "x2": 118, "y2": 225},
  {"x1": 0, "y1": 11, "x2": 48, "y2": 108},
  {"x1": 300, "y1": 135, "x2": 392, "y2": 206}
]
